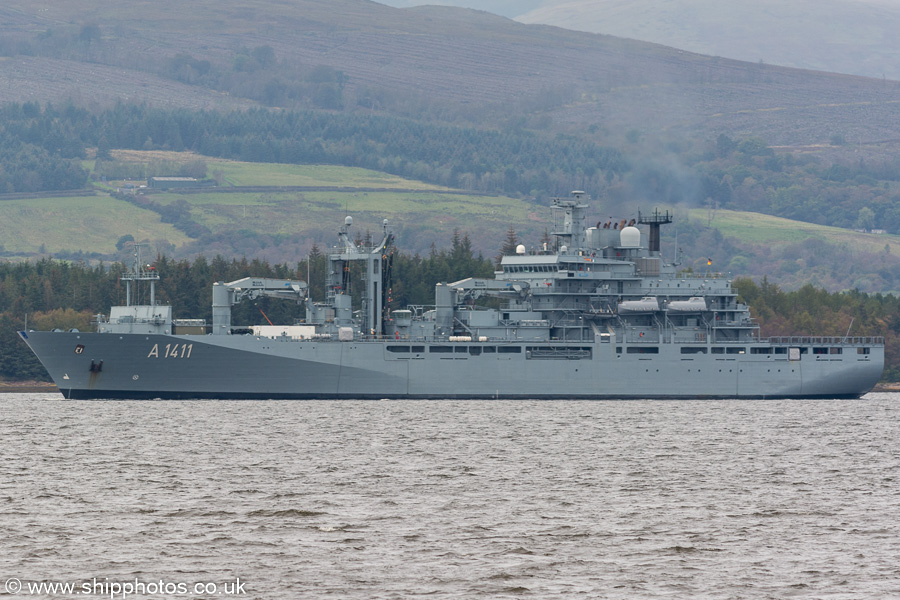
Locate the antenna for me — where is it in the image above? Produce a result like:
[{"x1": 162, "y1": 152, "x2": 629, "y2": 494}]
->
[
  {"x1": 672, "y1": 230, "x2": 682, "y2": 266},
  {"x1": 846, "y1": 317, "x2": 854, "y2": 338}
]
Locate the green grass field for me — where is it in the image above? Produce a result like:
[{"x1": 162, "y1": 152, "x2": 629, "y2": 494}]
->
[
  {"x1": 689, "y1": 208, "x2": 900, "y2": 254},
  {"x1": 162, "y1": 189, "x2": 535, "y2": 247},
  {"x1": 4, "y1": 152, "x2": 896, "y2": 264},
  {"x1": 0, "y1": 195, "x2": 189, "y2": 255},
  {"x1": 107, "y1": 150, "x2": 450, "y2": 189},
  {"x1": 97, "y1": 151, "x2": 538, "y2": 250},
  {"x1": 1, "y1": 153, "x2": 538, "y2": 256},
  {"x1": 212, "y1": 161, "x2": 448, "y2": 189}
]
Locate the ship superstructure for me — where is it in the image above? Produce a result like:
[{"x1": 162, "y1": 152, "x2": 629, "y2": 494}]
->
[{"x1": 20, "y1": 192, "x2": 884, "y2": 399}]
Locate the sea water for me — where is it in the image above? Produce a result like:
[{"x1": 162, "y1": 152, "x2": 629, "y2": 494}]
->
[{"x1": 2, "y1": 393, "x2": 898, "y2": 599}]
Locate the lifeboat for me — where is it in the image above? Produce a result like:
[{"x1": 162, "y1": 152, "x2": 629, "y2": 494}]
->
[
  {"x1": 666, "y1": 297, "x2": 708, "y2": 312},
  {"x1": 617, "y1": 297, "x2": 660, "y2": 313}
]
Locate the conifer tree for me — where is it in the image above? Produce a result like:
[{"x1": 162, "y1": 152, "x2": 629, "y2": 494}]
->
[{"x1": 496, "y1": 225, "x2": 518, "y2": 266}]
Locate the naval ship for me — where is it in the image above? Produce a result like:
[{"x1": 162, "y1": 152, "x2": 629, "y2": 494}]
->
[{"x1": 19, "y1": 192, "x2": 884, "y2": 399}]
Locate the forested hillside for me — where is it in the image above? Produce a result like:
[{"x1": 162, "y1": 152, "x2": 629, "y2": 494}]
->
[
  {"x1": 3, "y1": 101, "x2": 900, "y2": 294},
  {"x1": 3, "y1": 0, "x2": 900, "y2": 150},
  {"x1": 3, "y1": 103, "x2": 900, "y2": 236},
  {"x1": 0, "y1": 102, "x2": 623, "y2": 198}
]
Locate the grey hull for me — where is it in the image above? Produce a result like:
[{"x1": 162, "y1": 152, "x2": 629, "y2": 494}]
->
[{"x1": 20, "y1": 331, "x2": 884, "y2": 400}]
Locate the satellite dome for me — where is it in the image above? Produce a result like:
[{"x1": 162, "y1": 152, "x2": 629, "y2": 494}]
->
[
  {"x1": 620, "y1": 226, "x2": 640, "y2": 248},
  {"x1": 344, "y1": 216, "x2": 353, "y2": 227},
  {"x1": 515, "y1": 244, "x2": 526, "y2": 255},
  {"x1": 560, "y1": 245, "x2": 568, "y2": 254}
]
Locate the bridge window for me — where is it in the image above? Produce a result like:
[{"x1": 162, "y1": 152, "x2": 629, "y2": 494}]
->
[{"x1": 386, "y1": 346, "x2": 409, "y2": 353}]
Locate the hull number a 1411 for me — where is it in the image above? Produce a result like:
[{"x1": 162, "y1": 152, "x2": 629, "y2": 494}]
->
[{"x1": 148, "y1": 343, "x2": 193, "y2": 359}]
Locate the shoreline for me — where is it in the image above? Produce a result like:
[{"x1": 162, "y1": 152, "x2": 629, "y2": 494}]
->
[
  {"x1": 2, "y1": 381, "x2": 898, "y2": 394},
  {"x1": 873, "y1": 382, "x2": 900, "y2": 392},
  {"x1": 0, "y1": 381, "x2": 59, "y2": 393}
]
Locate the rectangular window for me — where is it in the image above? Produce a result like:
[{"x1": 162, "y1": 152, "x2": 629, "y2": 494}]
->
[
  {"x1": 726, "y1": 347, "x2": 746, "y2": 354},
  {"x1": 774, "y1": 347, "x2": 787, "y2": 354},
  {"x1": 711, "y1": 347, "x2": 725, "y2": 354},
  {"x1": 483, "y1": 346, "x2": 497, "y2": 353},
  {"x1": 680, "y1": 347, "x2": 707, "y2": 354},
  {"x1": 469, "y1": 347, "x2": 482, "y2": 356},
  {"x1": 430, "y1": 346, "x2": 453, "y2": 353},
  {"x1": 751, "y1": 347, "x2": 772, "y2": 354},
  {"x1": 387, "y1": 346, "x2": 409, "y2": 353},
  {"x1": 525, "y1": 347, "x2": 592, "y2": 359},
  {"x1": 829, "y1": 347, "x2": 842, "y2": 355},
  {"x1": 411, "y1": 346, "x2": 425, "y2": 353},
  {"x1": 498, "y1": 346, "x2": 522, "y2": 354},
  {"x1": 627, "y1": 347, "x2": 659, "y2": 354},
  {"x1": 858, "y1": 347, "x2": 870, "y2": 355},
  {"x1": 455, "y1": 346, "x2": 468, "y2": 354}
]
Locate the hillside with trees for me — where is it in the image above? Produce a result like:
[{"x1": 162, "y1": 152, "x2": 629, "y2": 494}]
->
[
  {"x1": 1, "y1": 0, "x2": 899, "y2": 143},
  {"x1": 3, "y1": 102, "x2": 900, "y2": 294}
]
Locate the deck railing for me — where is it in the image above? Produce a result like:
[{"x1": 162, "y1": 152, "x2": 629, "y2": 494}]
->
[{"x1": 765, "y1": 336, "x2": 884, "y2": 346}]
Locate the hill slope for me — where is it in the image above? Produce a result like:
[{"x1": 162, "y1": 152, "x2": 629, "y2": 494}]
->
[
  {"x1": 376, "y1": 0, "x2": 540, "y2": 18},
  {"x1": 517, "y1": 0, "x2": 900, "y2": 81},
  {"x1": 1, "y1": 0, "x2": 899, "y2": 150}
]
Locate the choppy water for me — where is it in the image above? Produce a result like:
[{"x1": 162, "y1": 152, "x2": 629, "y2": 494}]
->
[{"x1": 2, "y1": 393, "x2": 899, "y2": 599}]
